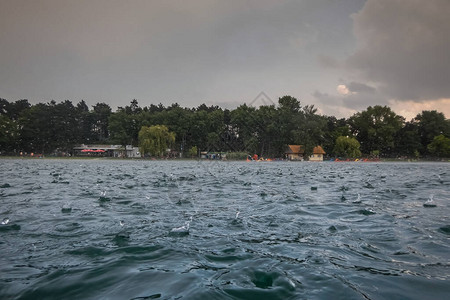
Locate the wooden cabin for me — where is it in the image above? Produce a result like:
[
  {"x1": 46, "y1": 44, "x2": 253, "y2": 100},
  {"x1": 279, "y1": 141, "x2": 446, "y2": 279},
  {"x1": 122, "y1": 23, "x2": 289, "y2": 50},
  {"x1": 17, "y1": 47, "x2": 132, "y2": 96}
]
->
[
  {"x1": 285, "y1": 145, "x2": 304, "y2": 161},
  {"x1": 309, "y1": 146, "x2": 326, "y2": 161},
  {"x1": 285, "y1": 145, "x2": 326, "y2": 161}
]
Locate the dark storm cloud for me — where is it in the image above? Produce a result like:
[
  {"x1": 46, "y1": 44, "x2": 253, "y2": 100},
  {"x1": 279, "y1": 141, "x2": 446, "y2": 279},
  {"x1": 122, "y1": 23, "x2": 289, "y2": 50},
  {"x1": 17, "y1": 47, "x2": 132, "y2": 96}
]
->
[
  {"x1": 341, "y1": 92, "x2": 388, "y2": 110},
  {"x1": 314, "y1": 85, "x2": 387, "y2": 113},
  {"x1": 0, "y1": 0, "x2": 364, "y2": 110},
  {"x1": 3, "y1": 0, "x2": 448, "y2": 119},
  {"x1": 347, "y1": 82, "x2": 376, "y2": 94},
  {"x1": 0, "y1": 0, "x2": 317, "y2": 107},
  {"x1": 347, "y1": 0, "x2": 450, "y2": 101},
  {"x1": 317, "y1": 55, "x2": 341, "y2": 69}
]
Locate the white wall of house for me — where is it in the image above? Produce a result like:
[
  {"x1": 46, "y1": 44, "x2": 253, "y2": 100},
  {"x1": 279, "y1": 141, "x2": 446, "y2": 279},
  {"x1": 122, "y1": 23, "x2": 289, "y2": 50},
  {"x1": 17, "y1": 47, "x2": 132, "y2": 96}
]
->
[
  {"x1": 288, "y1": 154, "x2": 303, "y2": 161},
  {"x1": 112, "y1": 145, "x2": 140, "y2": 158},
  {"x1": 127, "y1": 147, "x2": 140, "y2": 158},
  {"x1": 309, "y1": 154, "x2": 323, "y2": 161}
]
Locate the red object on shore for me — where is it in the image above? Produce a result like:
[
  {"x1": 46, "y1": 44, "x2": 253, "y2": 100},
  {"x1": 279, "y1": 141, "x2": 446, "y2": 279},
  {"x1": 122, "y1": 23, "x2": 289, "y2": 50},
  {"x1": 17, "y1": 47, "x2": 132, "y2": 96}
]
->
[{"x1": 81, "y1": 149, "x2": 105, "y2": 153}]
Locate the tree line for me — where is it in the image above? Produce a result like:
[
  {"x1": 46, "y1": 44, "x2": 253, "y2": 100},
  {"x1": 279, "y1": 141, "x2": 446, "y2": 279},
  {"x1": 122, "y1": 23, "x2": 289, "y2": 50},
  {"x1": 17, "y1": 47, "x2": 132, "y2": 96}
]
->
[{"x1": 1, "y1": 96, "x2": 449, "y2": 158}]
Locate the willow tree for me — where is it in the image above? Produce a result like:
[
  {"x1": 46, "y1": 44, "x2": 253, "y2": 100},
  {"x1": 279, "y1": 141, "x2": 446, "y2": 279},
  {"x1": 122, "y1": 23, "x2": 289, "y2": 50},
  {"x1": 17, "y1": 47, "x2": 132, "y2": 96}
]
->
[
  {"x1": 138, "y1": 125, "x2": 175, "y2": 157},
  {"x1": 334, "y1": 136, "x2": 361, "y2": 158}
]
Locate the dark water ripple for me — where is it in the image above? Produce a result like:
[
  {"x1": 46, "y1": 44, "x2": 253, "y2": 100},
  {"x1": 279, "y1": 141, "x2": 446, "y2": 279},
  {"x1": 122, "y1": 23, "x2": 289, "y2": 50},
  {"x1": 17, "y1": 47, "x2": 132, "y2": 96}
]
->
[{"x1": 1, "y1": 159, "x2": 449, "y2": 299}]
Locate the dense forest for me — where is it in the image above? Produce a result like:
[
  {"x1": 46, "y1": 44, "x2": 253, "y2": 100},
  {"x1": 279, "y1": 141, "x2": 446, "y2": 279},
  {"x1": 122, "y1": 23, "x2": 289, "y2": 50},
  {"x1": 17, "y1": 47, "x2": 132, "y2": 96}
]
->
[{"x1": 1, "y1": 96, "x2": 449, "y2": 159}]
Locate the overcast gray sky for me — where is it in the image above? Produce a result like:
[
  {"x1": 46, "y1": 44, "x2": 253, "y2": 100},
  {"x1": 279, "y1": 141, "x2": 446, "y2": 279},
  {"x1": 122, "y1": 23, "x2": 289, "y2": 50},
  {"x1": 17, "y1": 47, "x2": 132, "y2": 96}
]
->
[{"x1": 1, "y1": 0, "x2": 449, "y2": 119}]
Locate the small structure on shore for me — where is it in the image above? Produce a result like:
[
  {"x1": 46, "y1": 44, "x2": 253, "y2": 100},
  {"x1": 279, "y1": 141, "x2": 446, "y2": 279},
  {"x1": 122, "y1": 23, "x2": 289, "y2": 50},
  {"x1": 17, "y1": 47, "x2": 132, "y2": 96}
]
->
[
  {"x1": 73, "y1": 145, "x2": 140, "y2": 158},
  {"x1": 310, "y1": 146, "x2": 326, "y2": 161},
  {"x1": 285, "y1": 145, "x2": 325, "y2": 161},
  {"x1": 286, "y1": 145, "x2": 304, "y2": 161}
]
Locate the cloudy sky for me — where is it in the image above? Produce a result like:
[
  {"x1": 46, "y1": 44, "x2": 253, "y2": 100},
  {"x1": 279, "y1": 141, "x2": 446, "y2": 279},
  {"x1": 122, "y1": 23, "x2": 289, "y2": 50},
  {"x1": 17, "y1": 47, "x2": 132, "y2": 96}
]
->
[{"x1": 1, "y1": 0, "x2": 449, "y2": 119}]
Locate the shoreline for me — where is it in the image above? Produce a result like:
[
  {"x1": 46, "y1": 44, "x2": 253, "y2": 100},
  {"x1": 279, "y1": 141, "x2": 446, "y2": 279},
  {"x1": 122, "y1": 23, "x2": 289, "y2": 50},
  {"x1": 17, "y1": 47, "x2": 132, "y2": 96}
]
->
[{"x1": 0, "y1": 156, "x2": 448, "y2": 163}]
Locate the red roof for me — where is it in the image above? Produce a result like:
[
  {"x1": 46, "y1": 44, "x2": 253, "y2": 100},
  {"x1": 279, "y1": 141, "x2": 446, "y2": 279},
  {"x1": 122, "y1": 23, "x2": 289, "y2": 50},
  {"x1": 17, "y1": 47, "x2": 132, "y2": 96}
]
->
[
  {"x1": 285, "y1": 145, "x2": 325, "y2": 154},
  {"x1": 286, "y1": 145, "x2": 304, "y2": 154},
  {"x1": 313, "y1": 146, "x2": 326, "y2": 154}
]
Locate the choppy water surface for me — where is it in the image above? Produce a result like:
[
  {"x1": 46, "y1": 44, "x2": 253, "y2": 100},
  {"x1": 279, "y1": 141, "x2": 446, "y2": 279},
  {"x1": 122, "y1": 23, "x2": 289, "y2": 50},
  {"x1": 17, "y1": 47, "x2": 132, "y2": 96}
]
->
[{"x1": 1, "y1": 159, "x2": 449, "y2": 299}]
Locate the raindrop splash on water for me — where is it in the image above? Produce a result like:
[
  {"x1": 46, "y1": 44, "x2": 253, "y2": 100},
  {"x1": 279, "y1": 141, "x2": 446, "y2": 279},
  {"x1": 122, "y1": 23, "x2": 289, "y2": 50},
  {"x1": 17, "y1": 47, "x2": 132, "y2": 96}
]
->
[
  {"x1": 2, "y1": 160, "x2": 450, "y2": 299},
  {"x1": 99, "y1": 190, "x2": 110, "y2": 202},
  {"x1": 423, "y1": 195, "x2": 437, "y2": 208},
  {"x1": 170, "y1": 222, "x2": 189, "y2": 232},
  {"x1": 170, "y1": 217, "x2": 192, "y2": 236},
  {"x1": 61, "y1": 203, "x2": 72, "y2": 213},
  {"x1": 231, "y1": 208, "x2": 244, "y2": 226}
]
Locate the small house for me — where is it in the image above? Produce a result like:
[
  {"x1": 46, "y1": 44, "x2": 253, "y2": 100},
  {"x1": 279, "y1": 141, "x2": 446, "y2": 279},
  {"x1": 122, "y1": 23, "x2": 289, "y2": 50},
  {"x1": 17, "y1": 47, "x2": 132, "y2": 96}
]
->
[
  {"x1": 309, "y1": 146, "x2": 326, "y2": 161},
  {"x1": 285, "y1": 145, "x2": 304, "y2": 161},
  {"x1": 285, "y1": 145, "x2": 326, "y2": 161}
]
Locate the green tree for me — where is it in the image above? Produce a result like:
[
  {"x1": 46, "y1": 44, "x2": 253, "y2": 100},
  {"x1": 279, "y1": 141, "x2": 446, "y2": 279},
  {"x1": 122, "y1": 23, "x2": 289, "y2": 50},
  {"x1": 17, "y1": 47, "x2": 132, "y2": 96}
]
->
[
  {"x1": 277, "y1": 96, "x2": 302, "y2": 150},
  {"x1": 0, "y1": 98, "x2": 8, "y2": 115},
  {"x1": 157, "y1": 103, "x2": 191, "y2": 155},
  {"x1": 0, "y1": 99, "x2": 30, "y2": 153},
  {"x1": 415, "y1": 110, "x2": 450, "y2": 155},
  {"x1": 91, "y1": 102, "x2": 112, "y2": 142},
  {"x1": 3, "y1": 95, "x2": 450, "y2": 161},
  {"x1": 0, "y1": 99, "x2": 31, "y2": 121},
  {"x1": 333, "y1": 136, "x2": 361, "y2": 158},
  {"x1": 188, "y1": 146, "x2": 198, "y2": 158},
  {"x1": 76, "y1": 100, "x2": 92, "y2": 144},
  {"x1": 0, "y1": 114, "x2": 19, "y2": 153},
  {"x1": 110, "y1": 100, "x2": 144, "y2": 149},
  {"x1": 394, "y1": 121, "x2": 421, "y2": 157},
  {"x1": 293, "y1": 105, "x2": 327, "y2": 158},
  {"x1": 51, "y1": 100, "x2": 80, "y2": 152},
  {"x1": 206, "y1": 109, "x2": 225, "y2": 150},
  {"x1": 255, "y1": 104, "x2": 278, "y2": 157},
  {"x1": 138, "y1": 125, "x2": 175, "y2": 157},
  {"x1": 19, "y1": 103, "x2": 54, "y2": 154},
  {"x1": 183, "y1": 107, "x2": 205, "y2": 153},
  {"x1": 349, "y1": 105, "x2": 404, "y2": 156},
  {"x1": 427, "y1": 135, "x2": 450, "y2": 158},
  {"x1": 125, "y1": 99, "x2": 142, "y2": 115},
  {"x1": 108, "y1": 110, "x2": 135, "y2": 156},
  {"x1": 322, "y1": 116, "x2": 350, "y2": 156},
  {"x1": 278, "y1": 95, "x2": 301, "y2": 113},
  {"x1": 230, "y1": 104, "x2": 258, "y2": 153}
]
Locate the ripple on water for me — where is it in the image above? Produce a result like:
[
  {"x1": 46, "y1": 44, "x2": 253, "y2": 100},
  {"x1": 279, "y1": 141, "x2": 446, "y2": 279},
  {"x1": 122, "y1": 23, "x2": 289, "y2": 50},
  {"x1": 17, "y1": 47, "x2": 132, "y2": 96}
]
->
[
  {"x1": 0, "y1": 223, "x2": 21, "y2": 231},
  {"x1": 1, "y1": 160, "x2": 450, "y2": 299},
  {"x1": 221, "y1": 267, "x2": 297, "y2": 300},
  {"x1": 438, "y1": 225, "x2": 450, "y2": 235}
]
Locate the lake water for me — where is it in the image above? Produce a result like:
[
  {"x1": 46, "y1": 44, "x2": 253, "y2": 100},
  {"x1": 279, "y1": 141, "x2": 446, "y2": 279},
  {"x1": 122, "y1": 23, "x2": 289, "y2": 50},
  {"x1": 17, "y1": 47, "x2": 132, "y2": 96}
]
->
[{"x1": 0, "y1": 159, "x2": 449, "y2": 299}]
